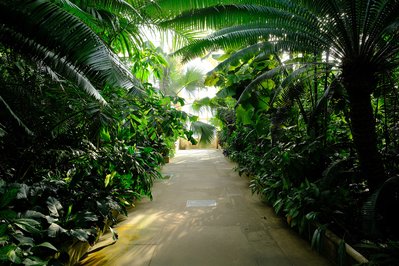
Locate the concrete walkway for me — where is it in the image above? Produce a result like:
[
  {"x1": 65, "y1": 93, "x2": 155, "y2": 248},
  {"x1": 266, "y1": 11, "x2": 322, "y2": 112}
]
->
[{"x1": 79, "y1": 149, "x2": 331, "y2": 266}]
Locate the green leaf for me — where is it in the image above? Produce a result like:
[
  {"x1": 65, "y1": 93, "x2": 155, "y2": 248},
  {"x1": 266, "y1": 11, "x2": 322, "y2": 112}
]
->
[
  {"x1": 190, "y1": 121, "x2": 215, "y2": 144},
  {"x1": 160, "y1": 97, "x2": 171, "y2": 106},
  {"x1": 7, "y1": 248, "x2": 21, "y2": 264},
  {"x1": 70, "y1": 229, "x2": 90, "y2": 242},
  {"x1": 13, "y1": 234, "x2": 34, "y2": 247},
  {"x1": 82, "y1": 211, "x2": 98, "y2": 222},
  {"x1": 24, "y1": 210, "x2": 46, "y2": 220},
  {"x1": 16, "y1": 184, "x2": 29, "y2": 200},
  {"x1": 13, "y1": 218, "x2": 41, "y2": 234},
  {"x1": 46, "y1": 197, "x2": 63, "y2": 217},
  {"x1": 47, "y1": 223, "x2": 67, "y2": 238},
  {"x1": 22, "y1": 257, "x2": 48, "y2": 266},
  {"x1": 0, "y1": 224, "x2": 7, "y2": 236},
  {"x1": 204, "y1": 72, "x2": 220, "y2": 86},
  {"x1": 36, "y1": 242, "x2": 58, "y2": 252},
  {"x1": 236, "y1": 104, "x2": 254, "y2": 125},
  {"x1": 0, "y1": 245, "x2": 15, "y2": 262},
  {"x1": 0, "y1": 210, "x2": 17, "y2": 220},
  {"x1": 0, "y1": 187, "x2": 19, "y2": 208},
  {"x1": 100, "y1": 128, "x2": 111, "y2": 142},
  {"x1": 109, "y1": 226, "x2": 118, "y2": 241},
  {"x1": 105, "y1": 171, "x2": 116, "y2": 188}
]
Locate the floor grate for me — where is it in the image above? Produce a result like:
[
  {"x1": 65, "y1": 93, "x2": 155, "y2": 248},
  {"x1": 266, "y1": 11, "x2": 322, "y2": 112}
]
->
[{"x1": 186, "y1": 200, "x2": 217, "y2": 207}]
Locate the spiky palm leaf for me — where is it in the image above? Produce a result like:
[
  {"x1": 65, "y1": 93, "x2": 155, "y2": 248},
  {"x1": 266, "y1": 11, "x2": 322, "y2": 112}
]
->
[
  {"x1": 163, "y1": 66, "x2": 206, "y2": 96},
  {"x1": 156, "y1": 0, "x2": 399, "y2": 192},
  {"x1": 208, "y1": 42, "x2": 272, "y2": 75},
  {"x1": 190, "y1": 120, "x2": 215, "y2": 144},
  {"x1": 0, "y1": 96, "x2": 33, "y2": 136},
  {"x1": 0, "y1": 0, "x2": 143, "y2": 102},
  {"x1": 58, "y1": 0, "x2": 148, "y2": 56}
]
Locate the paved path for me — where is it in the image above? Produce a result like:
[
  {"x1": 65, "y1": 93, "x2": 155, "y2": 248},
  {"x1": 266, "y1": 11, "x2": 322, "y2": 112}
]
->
[{"x1": 80, "y1": 149, "x2": 331, "y2": 266}]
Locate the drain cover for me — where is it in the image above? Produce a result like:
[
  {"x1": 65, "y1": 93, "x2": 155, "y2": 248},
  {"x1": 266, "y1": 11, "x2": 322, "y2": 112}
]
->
[{"x1": 186, "y1": 200, "x2": 217, "y2": 207}]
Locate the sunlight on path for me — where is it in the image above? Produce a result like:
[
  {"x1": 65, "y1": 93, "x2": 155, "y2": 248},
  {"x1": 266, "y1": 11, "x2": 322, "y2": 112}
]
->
[{"x1": 79, "y1": 149, "x2": 331, "y2": 266}]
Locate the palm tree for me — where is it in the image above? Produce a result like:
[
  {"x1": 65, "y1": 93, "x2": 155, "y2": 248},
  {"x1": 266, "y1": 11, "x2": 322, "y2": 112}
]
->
[
  {"x1": 148, "y1": 0, "x2": 399, "y2": 192},
  {"x1": 0, "y1": 0, "x2": 143, "y2": 104}
]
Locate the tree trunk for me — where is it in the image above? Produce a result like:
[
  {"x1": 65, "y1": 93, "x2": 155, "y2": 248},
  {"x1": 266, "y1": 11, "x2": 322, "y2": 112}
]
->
[{"x1": 345, "y1": 75, "x2": 386, "y2": 192}]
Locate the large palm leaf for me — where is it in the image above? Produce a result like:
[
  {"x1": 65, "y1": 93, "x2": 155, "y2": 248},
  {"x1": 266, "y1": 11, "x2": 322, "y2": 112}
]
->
[
  {"x1": 190, "y1": 120, "x2": 215, "y2": 144},
  {"x1": 0, "y1": 0, "x2": 143, "y2": 102},
  {"x1": 56, "y1": 0, "x2": 148, "y2": 56},
  {"x1": 155, "y1": 0, "x2": 399, "y2": 192}
]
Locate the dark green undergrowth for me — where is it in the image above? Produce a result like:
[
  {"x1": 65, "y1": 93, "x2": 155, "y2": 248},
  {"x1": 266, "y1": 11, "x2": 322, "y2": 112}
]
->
[
  {"x1": 0, "y1": 33, "x2": 196, "y2": 266},
  {"x1": 194, "y1": 47, "x2": 399, "y2": 265}
]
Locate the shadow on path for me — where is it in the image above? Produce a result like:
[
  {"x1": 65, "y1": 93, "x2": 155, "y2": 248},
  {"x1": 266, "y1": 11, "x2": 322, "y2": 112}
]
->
[{"x1": 79, "y1": 149, "x2": 332, "y2": 266}]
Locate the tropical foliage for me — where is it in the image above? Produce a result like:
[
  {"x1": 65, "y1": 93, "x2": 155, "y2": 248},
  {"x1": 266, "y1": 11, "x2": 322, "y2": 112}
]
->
[
  {"x1": 0, "y1": 0, "x2": 203, "y2": 264},
  {"x1": 157, "y1": 0, "x2": 399, "y2": 264},
  {"x1": 2, "y1": 0, "x2": 399, "y2": 265}
]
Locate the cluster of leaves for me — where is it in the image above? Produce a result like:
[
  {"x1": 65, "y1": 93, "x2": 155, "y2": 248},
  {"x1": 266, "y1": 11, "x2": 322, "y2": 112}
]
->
[
  {"x1": 0, "y1": 1, "x2": 198, "y2": 264},
  {"x1": 0, "y1": 46, "x2": 193, "y2": 264},
  {"x1": 197, "y1": 41, "x2": 399, "y2": 264},
  {"x1": 151, "y1": 0, "x2": 399, "y2": 264}
]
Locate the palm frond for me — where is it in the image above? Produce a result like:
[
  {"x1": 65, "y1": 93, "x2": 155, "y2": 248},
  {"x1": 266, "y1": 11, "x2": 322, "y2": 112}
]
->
[
  {"x1": 208, "y1": 42, "x2": 271, "y2": 75},
  {"x1": 167, "y1": 66, "x2": 205, "y2": 96},
  {"x1": 272, "y1": 64, "x2": 334, "y2": 106},
  {"x1": 174, "y1": 23, "x2": 329, "y2": 62},
  {"x1": 190, "y1": 120, "x2": 215, "y2": 144},
  {"x1": 192, "y1": 97, "x2": 212, "y2": 112},
  {"x1": 236, "y1": 65, "x2": 284, "y2": 104},
  {"x1": 72, "y1": 0, "x2": 141, "y2": 16},
  {"x1": 0, "y1": 1, "x2": 143, "y2": 99},
  {"x1": 162, "y1": 4, "x2": 318, "y2": 31},
  {"x1": 0, "y1": 96, "x2": 34, "y2": 136}
]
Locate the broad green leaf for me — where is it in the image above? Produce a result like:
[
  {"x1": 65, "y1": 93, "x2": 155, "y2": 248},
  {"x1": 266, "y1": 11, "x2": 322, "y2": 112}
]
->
[
  {"x1": 7, "y1": 248, "x2": 21, "y2": 264},
  {"x1": 160, "y1": 97, "x2": 171, "y2": 106},
  {"x1": 216, "y1": 87, "x2": 236, "y2": 98},
  {"x1": 0, "y1": 187, "x2": 19, "y2": 208},
  {"x1": 204, "y1": 73, "x2": 219, "y2": 86},
  {"x1": 0, "y1": 210, "x2": 17, "y2": 220},
  {"x1": 13, "y1": 234, "x2": 34, "y2": 247},
  {"x1": 22, "y1": 257, "x2": 48, "y2": 266},
  {"x1": 16, "y1": 184, "x2": 29, "y2": 200},
  {"x1": 260, "y1": 79, "x2": 275, "y2": 90},
  {"x1": 70, "y1": 229, "x2": 90, "y2": 242},
  {"x1": 82, "y1": 211, "x2": 98, "y2": 222},
  {"x1": 24, "y1": 210, "x2": 46, "y2": 220},
  {"x1": 47, "y1": 223, "x2": 67, "y2": 238},
  {"x1": 46, "y1": 197, "x2": 63, "y2": 217},
  {"x1": 256, "y1": 96, "x2": 270, "y2": 111},
  {"x1": 36, "y1": 242, "x2": 58, "y2": 252},
  {"x1": 13, "y1": 218, "x2": 41, "y2": 234},
  {"x1": 236, "y1": 104, "x2": 254, "y2": 125},
  {"x1": 0, "y1": 245, "x2": 15, "y2": 262}
]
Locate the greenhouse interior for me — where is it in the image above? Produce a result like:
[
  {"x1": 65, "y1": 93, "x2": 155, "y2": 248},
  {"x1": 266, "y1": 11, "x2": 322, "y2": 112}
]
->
[{"x1": 1, "y1": 1, "x2": 399, "y2": 265}]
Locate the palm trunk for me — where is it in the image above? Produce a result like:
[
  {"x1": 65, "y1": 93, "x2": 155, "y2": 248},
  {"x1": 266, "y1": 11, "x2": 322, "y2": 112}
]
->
[{"x1": 345, "y1": 78, "x2": 385, "y2": 192}]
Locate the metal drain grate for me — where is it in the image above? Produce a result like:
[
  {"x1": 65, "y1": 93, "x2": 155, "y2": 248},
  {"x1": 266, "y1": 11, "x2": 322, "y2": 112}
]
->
[{"x1": 186, "y1": 200, "x2": 217, "y2": 207}]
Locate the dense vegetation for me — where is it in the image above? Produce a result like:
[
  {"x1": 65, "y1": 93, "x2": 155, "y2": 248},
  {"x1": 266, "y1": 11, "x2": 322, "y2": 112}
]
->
[
  {"x1": 0, "y1": 1, "x2": 201, "y2": 264},
  {"x1": 154, "y1": 0, "x2": 399, "y2": 264},
  {"x1": 1, "y1": 0, "x2": 399, "y2": 265}
]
